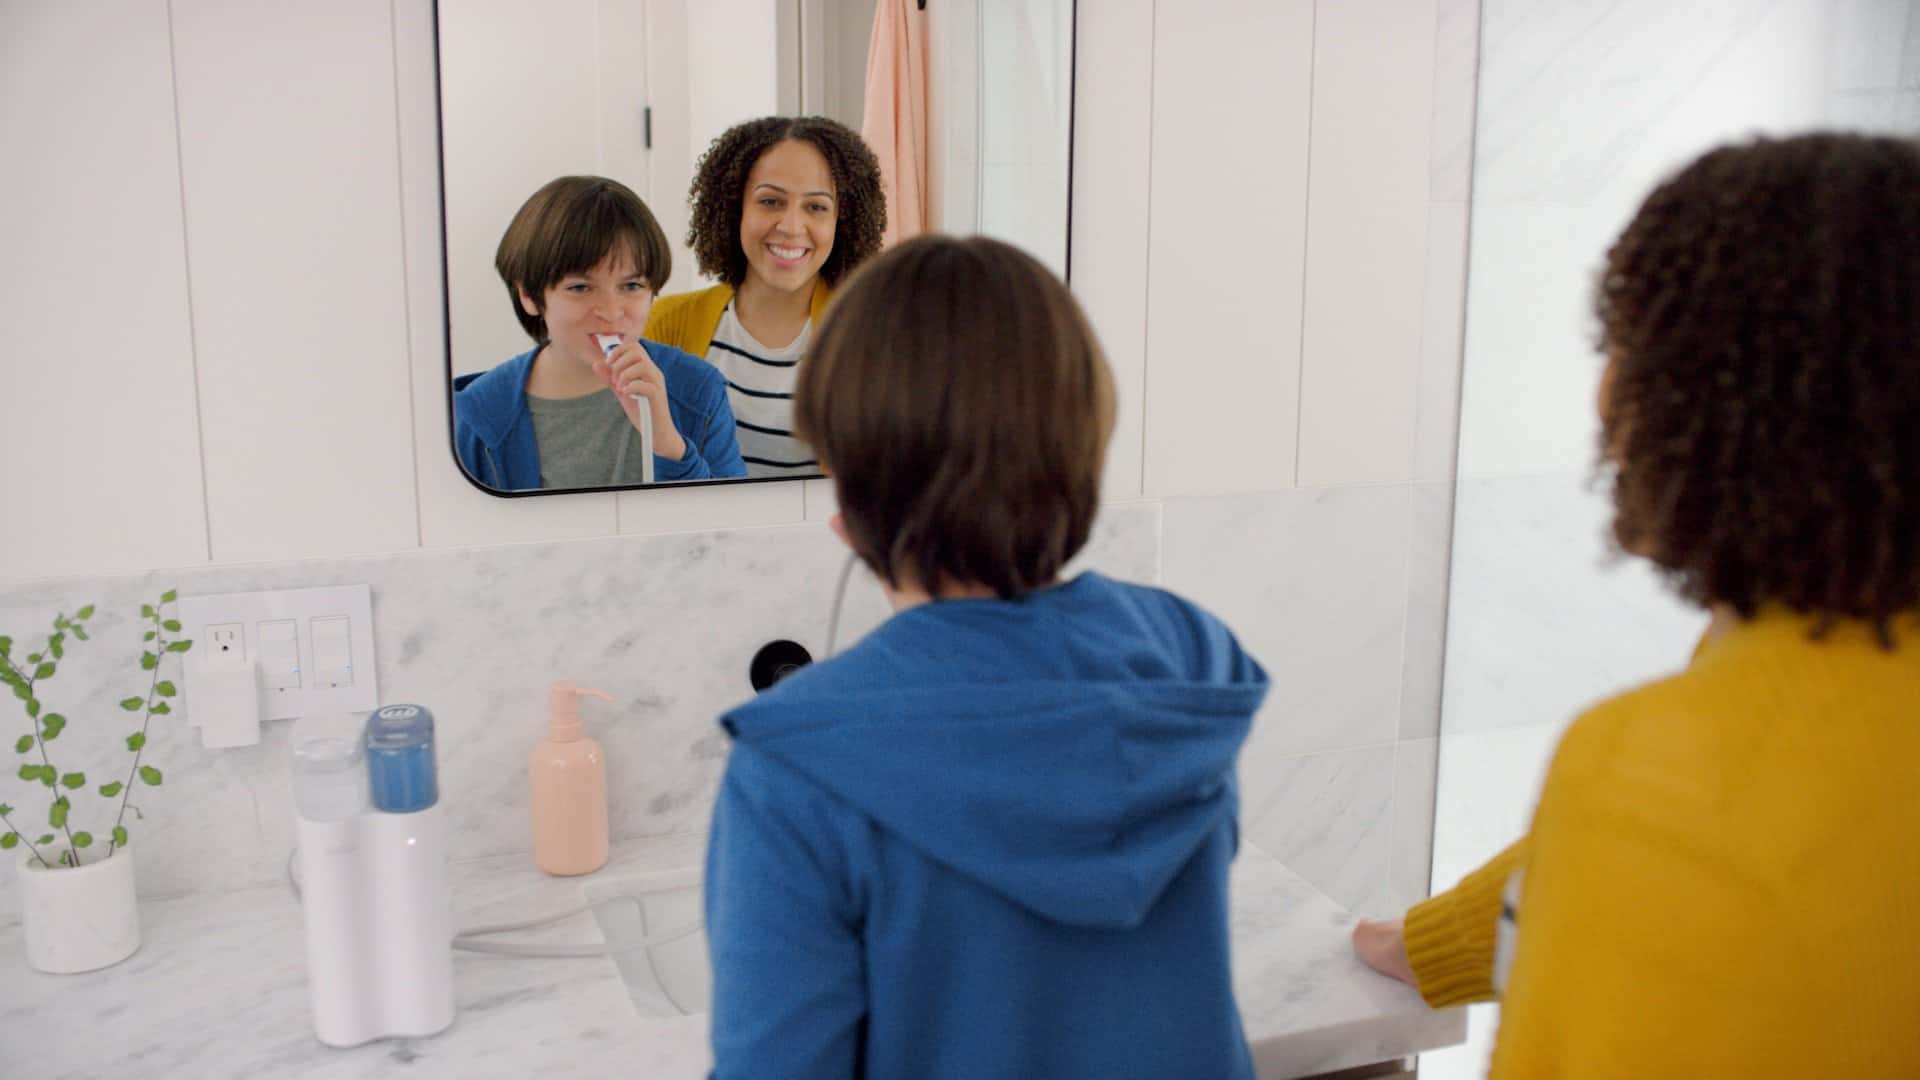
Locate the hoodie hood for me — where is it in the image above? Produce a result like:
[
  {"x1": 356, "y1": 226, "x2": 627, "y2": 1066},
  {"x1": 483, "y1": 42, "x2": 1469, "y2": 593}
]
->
[
  {"x1": 452, "y1": 348, "x2": 537, "y2": 449},
  {"x1": 720, "y1": 573, "x2": 1268, "y2": 930}
]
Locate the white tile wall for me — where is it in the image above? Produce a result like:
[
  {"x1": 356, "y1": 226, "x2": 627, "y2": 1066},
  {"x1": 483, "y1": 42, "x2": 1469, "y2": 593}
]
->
[
  {"x1": 1295, "y1": 0, "x2": 1438, "y2": 487},
  {"x1": 1068, "y1": 0, "x2": 1154, "y2": 501},
  {"x1": 1143, "y1": 0, "x2": 1315, "y2": 497},
  {"x1": 1399, "y1": 481, "x2": 1453, "y2": 740},
  {"x1": 1162, "y1": 484, "x2": 1413, "y2": 760},
  {"x1": 1388, "y1": 736, "x2": 1439, "y2": 912},
  {"x1": 1243, "y1": 743, "x2": 1396, "y2": 913},
  {"x1": 0, "y1": 2, "x2": 209, "y2": 581},
  {"x1": 170, "y1": 0, "x2": 420, "y2": 564}
]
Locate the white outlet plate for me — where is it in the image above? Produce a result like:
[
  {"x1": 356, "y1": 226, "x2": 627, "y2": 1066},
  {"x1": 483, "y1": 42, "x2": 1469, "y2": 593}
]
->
[{"x1": 178, "y1": 585, "x2": 377, "y2": 724}]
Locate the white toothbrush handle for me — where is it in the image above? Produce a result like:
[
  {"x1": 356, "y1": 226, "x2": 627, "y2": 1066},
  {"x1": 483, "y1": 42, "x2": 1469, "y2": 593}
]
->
[{"x1": 634, "y1": 398, "x2": 655, "y2": 484}]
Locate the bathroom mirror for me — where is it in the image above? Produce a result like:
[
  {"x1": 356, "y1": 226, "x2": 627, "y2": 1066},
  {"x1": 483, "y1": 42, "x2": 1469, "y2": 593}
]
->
[{"x1": 436, "y1": 0, "x2": 1077, "y2": 496}]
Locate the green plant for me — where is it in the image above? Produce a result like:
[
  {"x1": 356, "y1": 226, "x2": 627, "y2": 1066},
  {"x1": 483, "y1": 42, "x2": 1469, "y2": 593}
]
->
[{"x1": 0, "y1": 591, "x2": 191, "y2": 869}]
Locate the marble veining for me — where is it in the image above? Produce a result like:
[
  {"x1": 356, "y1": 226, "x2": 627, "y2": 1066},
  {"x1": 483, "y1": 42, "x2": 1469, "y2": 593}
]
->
[
  {"x1": 0, "y1": 503, "x2": 1158, "y2": 919},
  {"x1": 0, "y1": 836, "x2": 1462, "y2": 1078}
]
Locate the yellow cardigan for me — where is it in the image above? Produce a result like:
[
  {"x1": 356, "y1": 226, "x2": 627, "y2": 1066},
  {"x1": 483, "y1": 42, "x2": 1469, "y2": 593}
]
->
[
  {"x1": 1407, "y1": 610, "x2": 1920, "y2": 1077},
  {"x1": 643, "y1": 283, "x2": 833, "y2": 358}
]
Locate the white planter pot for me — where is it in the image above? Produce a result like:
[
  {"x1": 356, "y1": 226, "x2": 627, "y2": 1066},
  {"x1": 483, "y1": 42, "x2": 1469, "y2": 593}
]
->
[{"x1": 16, "y1": 844, "x2": 140, "y2": 974}]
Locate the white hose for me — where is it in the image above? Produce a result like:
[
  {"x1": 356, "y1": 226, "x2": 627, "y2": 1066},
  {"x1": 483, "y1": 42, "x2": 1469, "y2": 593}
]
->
[{"x1": 286, "y1": 847, "x2": 702, "y2": 959}]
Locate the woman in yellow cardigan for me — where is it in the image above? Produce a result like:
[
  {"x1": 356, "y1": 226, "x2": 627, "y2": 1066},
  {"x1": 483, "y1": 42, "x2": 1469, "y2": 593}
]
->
[
  {"x1": 1354, "y1": 133, "x2": 1920, "y2": 1076},
  {"x1": 645, "y1": 116, "x2": 885, "y2": 479}
]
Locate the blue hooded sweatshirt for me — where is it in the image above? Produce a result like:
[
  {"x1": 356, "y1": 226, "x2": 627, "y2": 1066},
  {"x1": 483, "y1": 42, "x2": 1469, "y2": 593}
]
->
[
  {"x1": 705, "y1": 572, "x2": 1270, "y2": 1080},
  {"x1": 452, "y1": 342, "x2": 747, "y2": 489}
]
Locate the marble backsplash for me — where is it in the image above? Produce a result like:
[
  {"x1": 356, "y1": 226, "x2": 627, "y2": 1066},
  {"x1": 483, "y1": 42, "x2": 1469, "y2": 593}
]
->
[{"x1": 0, "y1": 502, "x2": 1159, "y2": 915}]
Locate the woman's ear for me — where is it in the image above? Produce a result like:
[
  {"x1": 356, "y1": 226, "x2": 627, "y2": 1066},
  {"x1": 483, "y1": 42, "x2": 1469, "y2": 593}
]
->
[
  {"x1": 828, "y1": 512, "x2": 850, "y2": 549},
  {"x1": 517, "y1": 286, "x2": 542, "y2": 318}
]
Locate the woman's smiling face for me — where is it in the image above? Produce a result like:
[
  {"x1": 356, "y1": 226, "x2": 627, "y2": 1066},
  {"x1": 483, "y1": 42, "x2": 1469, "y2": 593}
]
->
[{"x1": 739, "y1": 138, "x2": 837, "y2": 294}]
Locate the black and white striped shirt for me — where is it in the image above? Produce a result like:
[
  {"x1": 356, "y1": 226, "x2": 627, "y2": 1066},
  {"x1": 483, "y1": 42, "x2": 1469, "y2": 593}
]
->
[{"x1": 709, "y1": 303, "x2": 820, "y2": 479}]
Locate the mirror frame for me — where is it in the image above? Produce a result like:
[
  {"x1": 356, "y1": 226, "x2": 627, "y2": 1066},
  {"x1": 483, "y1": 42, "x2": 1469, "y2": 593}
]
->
[{"x1": 433, "y1": 0, "x2": 1080, "y2": 498}]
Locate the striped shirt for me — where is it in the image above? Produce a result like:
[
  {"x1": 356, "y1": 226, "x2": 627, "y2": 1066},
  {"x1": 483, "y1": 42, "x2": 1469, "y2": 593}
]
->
[{"x1": 709, "y1": 303, "x2": 820, "y2": 479}]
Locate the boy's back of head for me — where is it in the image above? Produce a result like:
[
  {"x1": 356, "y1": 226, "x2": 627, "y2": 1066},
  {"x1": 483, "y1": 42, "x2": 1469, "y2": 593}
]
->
[{"x1": 795, "y1": 235, "x2": 1115, "y2": 599}]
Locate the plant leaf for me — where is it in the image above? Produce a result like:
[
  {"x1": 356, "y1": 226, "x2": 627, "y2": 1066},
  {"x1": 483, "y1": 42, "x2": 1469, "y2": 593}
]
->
[
  {"x1": 0, "y1": 833, "x2": 14, "y2": 850},
  {"x1": 99, "y1": 781, "x2": 123, "y2": 797},
  {"x1": 126, "y1": 733, "x2": 145, "y2": 751},
  {"x1": 150, "y1": 702, "x2": 171, "y2": 716},
  {"x1": 163, "y1": 620, "x2": 182, "y2": 632},
  {"x1": 49, "y1": 638, "x2": 63, "y2": 660},
  {"x1": 141, "y1": 652, "x2": 158, "y2": 670},
  {"x1": 33, "y1": 662, "x2": 53, "y2": 679},
  {"x1": 160, "y1": 590, "x2": 177, "y2": 604},
  {"x1": 76, "y1": 605, "x2": 95, "y2": 620},
  {"x1": 0, "y1": 802, "x2": 9, "y2": 815},
  {"x1": 16, "y1": 764, "x2": 39, "y2": 782},
  {"x1": 139, "y1": 765, "x2": 163, "y2": 786},
  {"x1": 25, "y1": 698, "x2": 39, "y2": 718},
  {"x1": 112, "y1": 826, "x2": 127, "y2": 846},
  {"x1": 40, "y1": 714, "x2": 64, "y2": 740},
  {"x1": 120, "y1": 696, "x2": 144, "y2": 711},
  {"x1": 13, "y1": 735, "x2": 30, "y2": 754},
  {"x1": 72, "y1": 832, "x2": 92, "y2": 848},
  {"x1": 36, "y1": 834, "x2": 51, "y2": 845},
  {"x1": 49, "y1": 798, "x2": 67, "y2": 828},
  {"x1": 155, "y1": 681, "x2": 176, "y2": 697},
  {"x1": 144, "y1": 631, "x2": 155, "y2": 642},
  {"x1": 0, "y1": 636, "x2": 9, "y2": 655},
  {"x1": 71, "y1": 627, "x2": 88, "y2": 641},
  {"x1": 27, "y1": 652, "x2": 40, "y2": 664},
  {"x1": 11, "y1": 682, "x2": 28, "y2": 701},
  {"x1": 60, "y1": 772, "x2": 84, "y2": 790},
  {"x1": 141, "y1": 605, "x2": 155, "y2": 618},
  {"x1": 166, "y1": 641, "x2": 191, "y2": 653}
]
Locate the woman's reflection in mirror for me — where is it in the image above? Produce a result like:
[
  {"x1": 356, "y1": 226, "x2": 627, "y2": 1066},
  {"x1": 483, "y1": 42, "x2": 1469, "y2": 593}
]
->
[
  {"x1": 453, "y1": 176, "x2": 747, "y2": 490},
  {"x1": 645, "y1": 117, "x2": 885, "y2": 480}
]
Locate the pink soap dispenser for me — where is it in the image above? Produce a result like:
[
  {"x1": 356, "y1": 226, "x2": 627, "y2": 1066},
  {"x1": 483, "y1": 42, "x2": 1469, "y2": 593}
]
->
[{"x1": 530, "y1": 680, "x2": 614, "y2": 876}]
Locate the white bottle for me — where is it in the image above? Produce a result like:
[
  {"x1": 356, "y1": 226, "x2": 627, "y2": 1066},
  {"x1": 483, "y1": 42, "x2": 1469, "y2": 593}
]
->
[
  {"x1": 292, "y1": 718, "x2": 377, "y2": 1046},
  {"x1": 291, "y1": 707, "x2": 455, "y2": 1048}
]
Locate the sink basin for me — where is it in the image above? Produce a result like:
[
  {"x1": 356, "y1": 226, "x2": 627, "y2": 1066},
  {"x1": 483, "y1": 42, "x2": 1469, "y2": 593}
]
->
[{"x1": 583, "y1": 866, "x2": 711, "y2": 1019}]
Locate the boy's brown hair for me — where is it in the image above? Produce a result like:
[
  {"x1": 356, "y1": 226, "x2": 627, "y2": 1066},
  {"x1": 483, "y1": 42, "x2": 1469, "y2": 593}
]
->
[
  {"x1": 494, "y1": 175, "x2": 672, "y2": 342},
  {"x1": 795, "y1": 235, "x2": 1115, "y2": 598}
]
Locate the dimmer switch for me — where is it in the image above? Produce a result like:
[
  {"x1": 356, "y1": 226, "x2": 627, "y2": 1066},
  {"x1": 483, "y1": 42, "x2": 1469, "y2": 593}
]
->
[
  {"x1": 260, "y1": 620, "x2": 301, "y2": 690},
  {"x1": 312, "y1": 616, "x2": 353, "y2": 689}
]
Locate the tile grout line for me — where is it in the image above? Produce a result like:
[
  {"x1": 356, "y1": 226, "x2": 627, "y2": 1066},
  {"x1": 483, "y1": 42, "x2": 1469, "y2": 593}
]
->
[{"x1": 166, "y1": 0, "x2": 217, "y2": 567}]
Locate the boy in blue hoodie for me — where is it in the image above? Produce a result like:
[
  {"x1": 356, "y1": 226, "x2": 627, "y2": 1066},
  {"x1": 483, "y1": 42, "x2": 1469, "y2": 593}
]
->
[
  {"x1": 704, "y1": 235, "x2": 1271, "y2": 1079},
  {"x1": 453, "y1": 175, "x2": 747, "y2": 490}
]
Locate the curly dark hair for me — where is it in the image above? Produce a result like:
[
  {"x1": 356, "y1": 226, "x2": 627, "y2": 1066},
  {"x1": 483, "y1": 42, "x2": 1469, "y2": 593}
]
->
[
  {"x1": 1595, "y1": 132, "x2": 1920, "y2": 640},
  {"x1": 686, "y1": 116, "x2": 885, "y2": 288}
]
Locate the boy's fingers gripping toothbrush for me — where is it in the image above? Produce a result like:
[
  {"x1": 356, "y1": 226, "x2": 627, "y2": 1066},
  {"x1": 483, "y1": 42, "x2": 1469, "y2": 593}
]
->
[{"x1": 597, "y1": 334, "x2": 655, "y2": 484}]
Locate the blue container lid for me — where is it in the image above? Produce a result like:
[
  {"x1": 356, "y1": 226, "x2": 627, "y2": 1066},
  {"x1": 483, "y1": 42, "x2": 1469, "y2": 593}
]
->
[{"x1": 363, "y1": 704, "x2": 438, "y2": 813}]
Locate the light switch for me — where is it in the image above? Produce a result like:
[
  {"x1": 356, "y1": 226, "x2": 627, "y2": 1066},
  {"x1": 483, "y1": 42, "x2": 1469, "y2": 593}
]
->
[
  {"x1": 312, "y1": 615, "x2": 353, "y2": 689},
  {"x1": 259, "y1": 619, "x2": 302, "y2": 690}
]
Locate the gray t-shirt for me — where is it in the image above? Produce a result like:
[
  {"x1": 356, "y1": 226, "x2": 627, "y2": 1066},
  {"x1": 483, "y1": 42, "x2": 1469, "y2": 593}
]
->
[{"x1": 526, "y1": 390, "x2": 647, "y2": 489}]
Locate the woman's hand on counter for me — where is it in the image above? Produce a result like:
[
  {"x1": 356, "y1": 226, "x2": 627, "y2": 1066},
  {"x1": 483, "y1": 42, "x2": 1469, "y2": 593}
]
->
[{"x1": 1352, "y1": 918, "x2": 1418, "y2": 988}]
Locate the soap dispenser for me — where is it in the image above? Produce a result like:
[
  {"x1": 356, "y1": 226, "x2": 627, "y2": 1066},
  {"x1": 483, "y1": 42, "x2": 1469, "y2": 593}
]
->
[{"x1": 530, "y1": 680, "x2": 614, "y2": 875}]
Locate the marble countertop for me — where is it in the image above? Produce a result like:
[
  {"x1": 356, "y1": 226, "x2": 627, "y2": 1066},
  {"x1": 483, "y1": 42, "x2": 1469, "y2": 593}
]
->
[{"x1": 0, "y1": 834, "x2": 1461, "y2": 1078}]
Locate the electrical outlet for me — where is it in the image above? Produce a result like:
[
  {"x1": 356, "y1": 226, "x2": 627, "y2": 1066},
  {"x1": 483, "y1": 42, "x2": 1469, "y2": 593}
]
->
[
  {"x1": 207, "y1": 623, "x2": 246, "y2": 666},
  {"x1": 178, "y1": 585, "x2": 377, "y2": 725}
]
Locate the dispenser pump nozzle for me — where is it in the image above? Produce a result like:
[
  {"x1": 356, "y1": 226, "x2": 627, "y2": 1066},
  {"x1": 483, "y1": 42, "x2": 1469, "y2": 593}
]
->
[{"x1": 548, "y1": 679, "x2": 614, "y2": 742}]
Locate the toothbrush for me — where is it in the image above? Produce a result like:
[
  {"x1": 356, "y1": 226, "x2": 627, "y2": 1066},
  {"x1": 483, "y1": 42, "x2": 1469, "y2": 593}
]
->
[{"x1": 596, "y1": 334, "x2": 655, "y2": 484}]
